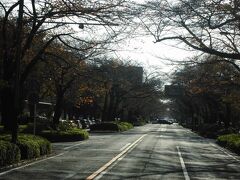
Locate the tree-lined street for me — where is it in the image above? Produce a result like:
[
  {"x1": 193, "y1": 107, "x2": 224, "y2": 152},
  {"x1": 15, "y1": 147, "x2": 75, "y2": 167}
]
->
[
  {"x1": 1, "y1": 0, "x2": 240, "y2": 178},
  {"x1": 1, "y1": 124, "x2": 239, "y2": 180}
]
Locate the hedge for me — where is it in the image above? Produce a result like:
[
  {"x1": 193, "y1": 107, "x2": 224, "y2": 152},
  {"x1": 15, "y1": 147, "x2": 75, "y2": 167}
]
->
[
  {"x1": 132, "y1": 120, "x2": 146, "y2": 126},
  {"x1": 17, "y1": 134, "x2": 52, "y2": 159},
  {"x1": 40, "y1": 128, "x2": 89, "y2": 142},
  {"x1": 192, "y1": 123, "x2": 238, "y2": 139},
  {"x1": 22, "y1": 120, "x2": 77, "y2": 134},
  {"x1": 0, "y1": 140, "x2": 21, "y2": 167},
  {"x1": 118, "y1": 122, "x2": 134, "y2": 131},
  {"x1": 90, "y1": 122, "x2": 119, "y2": 132},
  {"x1": 0, "y1": 134, "x2": 52, "y2": 160},
  {"x1": 90, "y1": 122, "x2": 133, "y2": 132},
  {"x1": 217, "y1": 134, "x2": 240, "y2": 154}
]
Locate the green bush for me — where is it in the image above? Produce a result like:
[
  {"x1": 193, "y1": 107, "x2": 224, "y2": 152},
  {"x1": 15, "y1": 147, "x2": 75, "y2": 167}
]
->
[
  {"x1": 18, "y1": 125, "x2": 28, "y2": 133},
  {"x1": 58, "y1": 120, "x2": 77, "y2": 131},
  {"x1": 118, "y1": 122, "x2": 134, "y2": 131},
  {"x1": 217, "y1": 134, "x2": 240, "y2": 154},
  {"x1": 40, "y1": 128, "x2": 89, "y2": 142},
  {"x1": 130, "y1": 117, "x2": 147, "y2": 126},
  {"x1": 90, "y1": 122, "x2": 133, "y2": 132},
  {"x1": 0, "y1": 134, "x2": 52, "y2": 160},
  {"x1": 90, "y1": 122, "x2": 119, "y2": 132},
  {"x1": 132, "y1": 120, "x2": 146, "y2": 126},
  {"x1": 0, "y1": 140, "x2": 21, "y2": 167},
  {"x1": 17, "y1": 134, "x2": 52, "y2": 158},
  {"x1": 17, "y1": 139, "x2": 40, "y2": 159},
  {"x1": 32, "y1": 136, "x2": 52, "y2": 155},
  {"x1": 22, "y1": 120, "x2": 77, "y2": 134}
]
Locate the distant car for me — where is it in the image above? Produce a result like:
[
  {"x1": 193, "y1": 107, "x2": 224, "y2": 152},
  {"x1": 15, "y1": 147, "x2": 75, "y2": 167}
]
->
[
  {"x1": 166, "y1": 118, "x2": 176, "y2": 123},
  {"x1": 158, "y1": 119, "x2": 172, "y2": 124},
  {"x1": 152, "y1": 119, "x2": 172, "y2": 124}
]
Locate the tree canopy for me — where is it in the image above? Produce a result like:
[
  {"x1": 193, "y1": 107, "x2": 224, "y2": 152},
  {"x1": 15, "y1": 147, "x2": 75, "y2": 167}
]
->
[{"x1": 141, "y1": 0, "x2": 240, "y2": 63}]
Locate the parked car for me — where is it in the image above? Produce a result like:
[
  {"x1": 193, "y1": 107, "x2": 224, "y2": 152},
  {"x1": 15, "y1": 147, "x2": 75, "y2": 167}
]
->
[
  {"x1": 75, "y1": 120, "x2": 83, "y2": 129},
  {"x1": 95, "y1": 119, "x2": 101, "y2": 124},
  {"x1": 79, "y1": 119, "x2": 89, "y2": 129}
]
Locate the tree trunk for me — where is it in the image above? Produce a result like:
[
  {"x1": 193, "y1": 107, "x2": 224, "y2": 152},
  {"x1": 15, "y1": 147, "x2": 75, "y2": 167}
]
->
[
  {"x1": 52, "y1": 92, "x2": 64, "y2": 129},
  {"x1": 1, "y1": 87, "x2": 16, "y2": 130},
  {"x1": 0, "y1": 66, "x2": 19, "y2": 142},
  {"x1": 224, "y1": 103, "x2": 231, "y2": 129},
  {"x1": 1, "y1": 86, "x2": 19, "y2": 143},
  {"x1": 107, "y1": 89, "x2": 115, "y2": 121},
  {"x1": 112, "y1": 97, "x2": 120, "y2": 121},
  {"x1": 29, "y1": 103, "x2": 35, "y2": 122},
  {"x1": 102, "y1": 91, "x2": 109, "y2": 122}
]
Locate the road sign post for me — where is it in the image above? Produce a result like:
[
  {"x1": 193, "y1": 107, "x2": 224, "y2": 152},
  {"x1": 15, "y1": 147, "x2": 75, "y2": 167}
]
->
[{"x1": 29, "y1": 92, "x2": 39, "y2": 135}]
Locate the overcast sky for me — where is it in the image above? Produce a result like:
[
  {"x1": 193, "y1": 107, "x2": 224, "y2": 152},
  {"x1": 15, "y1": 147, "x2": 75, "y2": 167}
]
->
[{"x1": 114, "y1": 35, "x2": 195, "y2": 73}]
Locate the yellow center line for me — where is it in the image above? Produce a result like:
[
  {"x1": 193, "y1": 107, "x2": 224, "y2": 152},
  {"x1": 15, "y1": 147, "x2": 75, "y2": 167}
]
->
[{"x1": 86, "y1": 134, "x2": 147, "y2": 180}]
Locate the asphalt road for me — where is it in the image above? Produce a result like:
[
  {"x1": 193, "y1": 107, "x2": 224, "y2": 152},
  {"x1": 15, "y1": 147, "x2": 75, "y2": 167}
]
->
[{"x1": 0, "y1": 124, "x2": 239, "y2": 180}]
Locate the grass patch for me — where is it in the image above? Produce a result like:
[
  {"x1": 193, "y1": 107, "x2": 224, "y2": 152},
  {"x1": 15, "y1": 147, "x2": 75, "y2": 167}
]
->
[{"x1": 217, "y1": 134, "x2": 240, "y2": 154}]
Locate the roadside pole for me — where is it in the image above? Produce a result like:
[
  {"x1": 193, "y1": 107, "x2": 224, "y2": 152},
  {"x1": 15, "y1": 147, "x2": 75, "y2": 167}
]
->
[
  {"x1": 29, "y1": 92, "x2": 39, "y2": 135},
  {"x1": 33, "y1": 103, "x2": 37, "y2": 135}
]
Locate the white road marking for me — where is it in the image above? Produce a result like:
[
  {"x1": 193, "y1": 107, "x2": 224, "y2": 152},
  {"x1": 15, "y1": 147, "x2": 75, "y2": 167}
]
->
[
  {"x1": 86, "y1": 134, "x2": 147, "y2": 180},
  {"x1": 177, "y1": 146, "x2": 190, "y2": 180},
  {"x1": 0, "y1": 153, "x2": 65, "y2": 176},
  {"x1": 63, "y1": 142, "x2": 84, "y2": 150},
  {"x1": 158, "y1": 127, "x2": 166, "y2": 132},
  {"x1": 210, "y1": 143, "x2": 240, "y2": 162},
  {"x1": 120, "y1": 143, "x2": 131, "y2": 151},
  {"x1": 63, "y1": 172, "x2": 77, "y2": 179}
]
